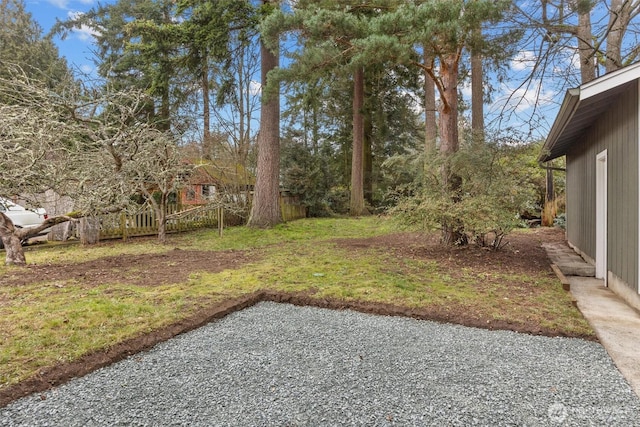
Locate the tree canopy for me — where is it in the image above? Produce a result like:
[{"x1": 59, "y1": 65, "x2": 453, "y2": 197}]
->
[
  {"x1": 5, "y1": 0, "x2": 640, "y2": 250},
  {"x1": 0, "y1": 0, "x2": 71, "y2": 88}
]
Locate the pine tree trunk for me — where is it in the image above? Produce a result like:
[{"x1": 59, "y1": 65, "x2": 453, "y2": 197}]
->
[
  {"x1": 350, "y1": 67, "x2": 366, "y2": 216},
  {"x1": 363, "y1": 109, "x2": 373, "y2": 205},
  {"x1": 202, "y1": 58, "x2": 212, "y2": 158},
  {"x1": 439, "y1": 56, "x2": 459, "y2": 158},
  {"x1": 248, "y1": 18, "x2": 281, "y2": 228},
  {"x1": 439, "y1": 54, "x2": 466, "y2": 245},
  {"x1": 423, "y1": 51, "x2": 437, "y2": 154},
  {"x1": 471, "y1": 34, "x2": 484, "y2": 143},
  {"x1": 239, "y1": 51, "x2": 251, "y2": 166},
  {"x1": 540, "y1": 5, "x2": 597, "y2": 227}
]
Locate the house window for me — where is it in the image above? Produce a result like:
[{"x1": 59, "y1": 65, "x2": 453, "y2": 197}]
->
[{"x1": 202, "y1": 185, "x2": 216, "y2": 198}]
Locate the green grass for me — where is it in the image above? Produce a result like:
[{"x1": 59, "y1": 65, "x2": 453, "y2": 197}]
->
[
  {"x1": 171, "y1": 216, "x2": 398, "y2": 250},
  {"x1": 0, "y1": 216, "x2": 593, "y2": 391}
]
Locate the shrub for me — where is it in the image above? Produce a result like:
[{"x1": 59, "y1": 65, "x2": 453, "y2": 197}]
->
[
  {"x1": 391, "y1": 139, "x2": 538, "y2": 250},
  {"x1": 554, "y1": 213, "x2": 566, "y2": 229}
]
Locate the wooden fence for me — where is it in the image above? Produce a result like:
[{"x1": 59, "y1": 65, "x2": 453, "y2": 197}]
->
[
  {"x1": 281, "y1": 192, "x2": 306, "y2": 222},
  {"x1": 99, "y1": 197, "x2": 306, "y2": 240}
]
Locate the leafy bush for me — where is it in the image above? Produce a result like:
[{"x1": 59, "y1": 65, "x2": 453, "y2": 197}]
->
[
  {"x1": 554, "y1": 213, "x2": 566, "y2": 229},
  {"x1": 391, "y1": 139, "x2": 539, "y2": 250}
]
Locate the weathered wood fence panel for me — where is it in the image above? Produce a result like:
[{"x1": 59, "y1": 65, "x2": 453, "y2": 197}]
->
[
  {"x1": 99, "y1": 199, "x2": 306, "y2": 240},
  {"x1": 280, "y1": 193, "x2": 306, "y2": 222},
  {"x1": 99, "y1": 204, "x2": 217, "y2": 240},
  {"x1": 281, "y1": 201, "x2": 306, "y2": 222}
]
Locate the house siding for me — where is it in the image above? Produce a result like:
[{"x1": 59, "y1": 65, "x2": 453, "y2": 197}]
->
[{"x1": 566, "y1": 80, "x2": 639, "y2": 292}]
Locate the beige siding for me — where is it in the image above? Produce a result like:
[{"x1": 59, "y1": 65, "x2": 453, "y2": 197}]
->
[{"x1": 566, "y1": 81, "x2": 639, "y2": 292}]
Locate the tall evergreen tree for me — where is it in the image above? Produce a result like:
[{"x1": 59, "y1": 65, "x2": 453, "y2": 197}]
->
[
  {"x1": 176, "y1": 0, "x2": 257, "y2": 159},
  {"x1": 350, "y1": 66, "x2": 365, "y2": 215},
  {"x1": 56, "y1": 0, "x2": 189, "y2": 130},
  {"x1": 471, "y1": 27, "x2": 484, "y2": 142},
  {"x1": 0, "y1": 0, "x2": 70, "y2": 86},
  {"x1": 248, "y1": 0, "x2": 282, "y2": 227},
  {"x1": 423, "y1": 51, "x2": 437, "y2": 154},
  {"x1": 262, "y1": 0, "x2": 394, "y2": 216},
  {"x1": 360, "y1": 0, "x2": 511, "y2": 242}
]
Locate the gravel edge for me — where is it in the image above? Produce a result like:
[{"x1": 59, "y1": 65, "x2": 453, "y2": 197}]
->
[{"x1": 1, "y1": 302, "x2": 639, "y2": 426}]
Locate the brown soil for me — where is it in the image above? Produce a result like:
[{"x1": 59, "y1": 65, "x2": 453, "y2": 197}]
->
[
  {"x1": 334, "y1": 226, "x2": 565, "y2": 277},
  {"x1": 4, "y1": 248, "x2": 254, "y2": 287},
  {"x1": 0, "y1": 227, "x2": 571, "y2": 407}
]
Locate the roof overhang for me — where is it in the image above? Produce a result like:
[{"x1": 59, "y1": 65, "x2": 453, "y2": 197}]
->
[{"x1": 539, "y1": 62, "x2": 640, "y2": 163}]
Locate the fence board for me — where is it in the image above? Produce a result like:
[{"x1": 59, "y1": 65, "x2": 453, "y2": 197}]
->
[{"x1": 98, "y1": 199, "x2": 306, "y2": 240}]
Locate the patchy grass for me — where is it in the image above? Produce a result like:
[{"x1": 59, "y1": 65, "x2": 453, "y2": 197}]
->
[
  {"x1": 0, "y1": 217, "x2": 592, "y2": 392},
  {"x1": 171, "y1": 216, "x2": 399, "y2": 250}
]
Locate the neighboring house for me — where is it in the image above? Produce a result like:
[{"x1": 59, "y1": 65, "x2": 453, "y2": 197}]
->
[
  {"x1": 180, "y1": 160, "x2": 255, "y2": 206},
  {"x1": 539, "y1": 62, "x2": 640, "y2": 312}
]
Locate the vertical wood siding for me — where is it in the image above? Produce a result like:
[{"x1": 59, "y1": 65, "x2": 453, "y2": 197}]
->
[{"x1": 566, "y1": 81, "x2": 639, "y2": 292}]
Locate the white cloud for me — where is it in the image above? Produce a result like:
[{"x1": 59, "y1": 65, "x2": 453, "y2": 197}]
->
[
  {"x1": 556, "y1": 48, "x2": 582, "y2": 75},
  {"x1": 67, "y1": 11, "x2": 101, "y2": 41},
  {"x1": 511, "y1": 50, "x2": 537, "y2": 72},
  {"x1": 74, "y1": 23, "x2": 99, "y2": 41},
  {"x1": 47, "y1": 0, "x2": 94, "y2": 8},
  {"x1": 249, "y1": 80, "x2": 262, "y2": 96},
  {"x1": 570, "y1": 50, "x2": 581, "y2": 70},
  {"x1": 79, "y1": 64, "x2": 94, "y2": 74},
  {"x1": 460, "y1": 79, "x2": 472, "y2": 99},
  {"x1": 47, "y1": 0, "x2": 69, "y2": 8},
  {"x1": 492, "y1": 79, "x2": 555, "y2": 114}
]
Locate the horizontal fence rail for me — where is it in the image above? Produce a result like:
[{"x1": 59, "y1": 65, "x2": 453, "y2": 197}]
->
[{"x1": 98, "y1": 198, "x2": 306, "y2": 240}]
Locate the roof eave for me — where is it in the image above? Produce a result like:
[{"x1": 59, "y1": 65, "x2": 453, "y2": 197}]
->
[
  {"x1": 539, "y1": 62, "x2": 640, "y2": 164},
  {"x1": 538, "y1": 88, "x2": 580, "y2": 163}
]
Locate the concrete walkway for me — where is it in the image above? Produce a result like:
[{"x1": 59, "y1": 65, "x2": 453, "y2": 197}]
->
[{"x1": 544, "y1": 242, "x2": 640, "y2": 398}]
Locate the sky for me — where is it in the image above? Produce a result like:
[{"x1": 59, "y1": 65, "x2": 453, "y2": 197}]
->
[
  {"x1": 24, "y1": 0, "x2": 567, "y2": 141},
  {"x1": 25, "y1": 0, "x2": 100, "y2": 75}
]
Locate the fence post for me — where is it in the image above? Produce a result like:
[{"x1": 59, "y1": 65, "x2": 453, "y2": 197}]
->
[
  {"x1": 120, "y1": 212, "x2": 127, "y2": 241},
  {"x1": 218, "y1": 207, "x2": 224, "y2": 237}
]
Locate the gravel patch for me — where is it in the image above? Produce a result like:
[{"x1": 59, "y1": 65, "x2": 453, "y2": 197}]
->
[{"x1": 1, "y1": 302, "x2": 639, "y2": 426}]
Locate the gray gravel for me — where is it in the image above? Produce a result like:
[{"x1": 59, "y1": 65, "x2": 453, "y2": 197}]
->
[{"x1": 1, "y1": 302, "x2": 639, "y2": 426}]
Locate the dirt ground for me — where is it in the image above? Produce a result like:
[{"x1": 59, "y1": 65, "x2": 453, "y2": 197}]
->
[
  {"x1": 6, "y1": 227, "x2": 564, "y2": 287},
  {"x1": 3, "y1": 248, "x2": 255, "y2": 287},
  {"x1": 0, "y1": 227, "x2": 569, "y2": 407}
]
